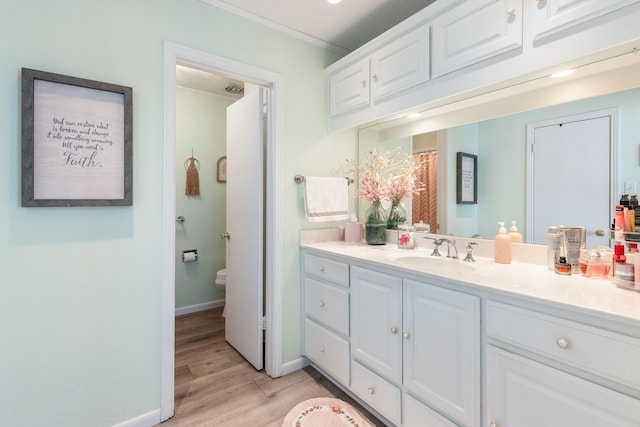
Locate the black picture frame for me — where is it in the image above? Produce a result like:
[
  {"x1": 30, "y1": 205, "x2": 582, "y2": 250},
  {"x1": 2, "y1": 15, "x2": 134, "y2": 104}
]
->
[
  {"x1": 21, "y1": 68, "x2": 133, "y2": 207},
  {"x1": 456, "y1": 152, "x2": 477, "y2": 204}
]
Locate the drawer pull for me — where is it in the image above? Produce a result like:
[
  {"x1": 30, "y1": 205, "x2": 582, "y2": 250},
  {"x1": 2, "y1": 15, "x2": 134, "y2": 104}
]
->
[
  {"x1": 319, "y1": 300, "x2": 325, "y2": 308},
  {"x1": 403, "y1": 332, "x2": 410, "y2": 339},
  {"x1": 319, "y1": 265, "x2": 325, "y2": 272},
  {"x1": 368, "y1": 387, "x2": 375, "y2": 395},
  {"x1": 556, "y1": 337, "x2": 571, "y2": 349},
  {"x1": 490, "y1": 423, "x2": 500, "y2": 427},
  {"x1": 319, "y1": 346, "x2": 325, "y2": 352},
  {"x1": 507, "y1": 7, "x2": 516, "y2": 16},
  {"x1": 390, "y1": 327, "x2": 398, "y2": 334}
]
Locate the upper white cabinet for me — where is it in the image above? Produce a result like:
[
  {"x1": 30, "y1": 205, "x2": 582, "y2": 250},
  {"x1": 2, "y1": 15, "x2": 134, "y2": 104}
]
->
[
  {"x1": 325, "y1": 0, "x2": 640, "y2": 132},
  {"x1": 328, "y1": 57, "x2": 370, "y2": 117},
  {"x1": 531, "y1": 0, "x2": 640, "y2": 42},
  {"x1": 328, "y1": 24, "x2": 430, "y2": 118},
  {"x1": 431, "y1": 0, "x2": 523, "y2": 78},
  {"x1": 370, "y1": 24, "x2": 430, "y2": 103}
]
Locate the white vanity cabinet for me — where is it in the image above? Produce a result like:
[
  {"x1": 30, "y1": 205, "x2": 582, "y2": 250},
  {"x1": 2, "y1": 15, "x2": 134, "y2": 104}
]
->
[
  {"x1": 349, "y1": 266, "x2": 480, "y2": 426},
  {"x1": 430, "y1": 0, "x2": 523, "y2": 78},
  {"x1": 485, "y1": 301, "x2": 640, "y2": 427},
  {"x1": 302, "y1": 253, "x2": 350, "y2": 385},
  {"x1": 327, "y1": 24, "x2": 430, "y2": 118}
]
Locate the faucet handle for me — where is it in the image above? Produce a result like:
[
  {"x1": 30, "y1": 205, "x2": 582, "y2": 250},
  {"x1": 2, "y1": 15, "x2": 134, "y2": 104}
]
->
[
  {"x1": 463, "y1": 242, "x2": 478, "y2": 262},
  {"x1": 423, "y1": 236, "x2": 441, "y2": 256}
]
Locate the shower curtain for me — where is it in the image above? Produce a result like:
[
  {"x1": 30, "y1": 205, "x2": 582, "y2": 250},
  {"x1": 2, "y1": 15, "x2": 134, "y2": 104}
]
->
[{"x1": 412, "y1": 151, "x2": 438, "y2": 233}]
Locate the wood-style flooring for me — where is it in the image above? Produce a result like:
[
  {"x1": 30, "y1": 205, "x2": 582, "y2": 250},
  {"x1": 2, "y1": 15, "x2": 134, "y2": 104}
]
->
[{"x1": 157, "y1": 307, "x2": 386, "y2": 427}]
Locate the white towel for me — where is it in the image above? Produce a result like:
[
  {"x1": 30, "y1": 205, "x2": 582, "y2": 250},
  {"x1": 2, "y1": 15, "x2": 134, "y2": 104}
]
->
[{"x1": 304, "y1": 176, "x2": 350, "y2": 222}]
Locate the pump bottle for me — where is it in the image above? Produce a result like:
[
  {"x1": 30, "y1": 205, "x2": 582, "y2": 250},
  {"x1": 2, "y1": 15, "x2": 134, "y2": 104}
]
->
[
  {"x1": 509, "y1": 220, "x2": 523, "y2": 242},
  {"x1": 494, "y1": 222, "x2": 512, "y2": 264}
]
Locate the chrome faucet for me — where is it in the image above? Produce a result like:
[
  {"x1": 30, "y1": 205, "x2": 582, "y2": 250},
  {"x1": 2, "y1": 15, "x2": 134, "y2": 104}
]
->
[{"x1": 424, "y1": 237, "x2": 459, "y2": 259}]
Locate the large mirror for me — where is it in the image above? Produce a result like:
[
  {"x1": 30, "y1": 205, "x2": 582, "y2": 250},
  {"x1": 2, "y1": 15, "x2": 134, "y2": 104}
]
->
[{"x1": 357, "y1": 51, "x2": 640, "y2": 246}]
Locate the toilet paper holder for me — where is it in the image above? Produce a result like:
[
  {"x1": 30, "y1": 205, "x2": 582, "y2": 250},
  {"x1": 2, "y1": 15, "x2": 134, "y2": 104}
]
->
[{"x1": 182, "y1": 249, "x2": 198, "y2": 263}]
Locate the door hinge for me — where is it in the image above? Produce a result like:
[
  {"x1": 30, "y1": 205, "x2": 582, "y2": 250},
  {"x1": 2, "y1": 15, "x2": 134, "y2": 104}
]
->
[{"x1": 261, "y1": 315, "x2": 267, "y2": 330}]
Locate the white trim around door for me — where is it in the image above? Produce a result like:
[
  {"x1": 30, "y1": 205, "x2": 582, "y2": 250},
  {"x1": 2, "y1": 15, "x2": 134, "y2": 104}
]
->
[{"x1": 161, "y1": 41, "x2": 284, "y2": 421}]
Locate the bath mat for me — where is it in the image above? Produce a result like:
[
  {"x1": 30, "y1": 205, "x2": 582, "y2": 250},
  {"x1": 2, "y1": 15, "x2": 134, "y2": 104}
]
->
[{"x1": 282, "y1": 397, "x2": 375, "y2": 427}]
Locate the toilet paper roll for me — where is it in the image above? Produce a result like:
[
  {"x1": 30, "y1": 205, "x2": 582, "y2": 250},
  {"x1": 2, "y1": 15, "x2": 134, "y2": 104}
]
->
[{"x1": 182, "y1": 250, "x2": 198, "y2": 263}]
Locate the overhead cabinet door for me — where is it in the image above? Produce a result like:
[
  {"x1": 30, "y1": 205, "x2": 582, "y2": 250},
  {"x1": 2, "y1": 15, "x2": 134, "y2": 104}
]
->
[
  {"x1": 531, "y1": 0, "x2": 640, "y2": 42},
  {"x1": 431, "y1": 0, "x2": 523, "y2": 78},
  {"x1": 370, "y1": 24, "x2": 430, "y2": 103},
  {"x1": 328, "y1": 57, "x2": 370, "y2": 117}
]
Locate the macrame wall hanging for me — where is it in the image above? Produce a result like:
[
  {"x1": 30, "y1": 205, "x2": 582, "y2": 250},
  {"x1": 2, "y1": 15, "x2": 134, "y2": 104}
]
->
[{"x1": 184, "y1": 150, "x2": 201, "y2": 196}]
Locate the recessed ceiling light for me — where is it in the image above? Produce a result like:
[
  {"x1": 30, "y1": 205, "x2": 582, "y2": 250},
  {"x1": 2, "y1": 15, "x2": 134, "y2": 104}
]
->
[
  {"x1": 407, "y1": 113, "x2": 421, "y2": 119},
  {"x1": 328, "y1": 0, "x2": 341, "y2": 4},
  {"x1": 551, "y1": 69, "x2": 574, "y2": 78}
]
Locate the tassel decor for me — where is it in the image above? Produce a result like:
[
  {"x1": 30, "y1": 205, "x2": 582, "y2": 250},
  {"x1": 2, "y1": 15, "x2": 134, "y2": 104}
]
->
[{"x1": 185, "y1": 151, "x2": 201, "y2": 196}]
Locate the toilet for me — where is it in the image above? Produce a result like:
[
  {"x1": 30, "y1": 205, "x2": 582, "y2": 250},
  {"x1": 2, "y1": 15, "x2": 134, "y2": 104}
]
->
[
  {"x1": 215, "y1": 268, "x2": 226, "y2": 291},
  {"x1": 215, "y1": 268, "x2": 227, "y2": 316}
]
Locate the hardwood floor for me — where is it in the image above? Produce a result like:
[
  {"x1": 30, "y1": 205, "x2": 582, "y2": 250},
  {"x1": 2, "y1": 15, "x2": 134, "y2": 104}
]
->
[{"x1": 158, "y1": 307, "x2": 386, "y2": 427}]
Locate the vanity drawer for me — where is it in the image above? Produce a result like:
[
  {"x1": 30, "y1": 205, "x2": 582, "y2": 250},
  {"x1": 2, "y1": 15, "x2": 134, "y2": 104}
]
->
[
  {"x1": 487, "y1": 301, "x2": 640, "y2": 389},
  {"x1": 304, "y1": 318, "x2": 349, "y2": 385},
  {"x1": 304, "y1": 277, "x2": 349, "y2": 336},
  {"x1": 304, "y1": 253, "x2": 349, "y2": 287},
  {"x1": 351, "y1": 360, "x2": 401, "y2": 426}
]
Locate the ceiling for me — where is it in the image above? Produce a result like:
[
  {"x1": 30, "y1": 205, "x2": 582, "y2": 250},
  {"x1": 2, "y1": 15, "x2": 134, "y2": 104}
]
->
[{"x1": 176, "y1": 0, "x2": 434, "y2": 97}]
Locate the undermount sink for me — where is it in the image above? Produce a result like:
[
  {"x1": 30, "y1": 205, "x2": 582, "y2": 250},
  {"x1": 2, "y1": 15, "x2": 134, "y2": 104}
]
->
[{"x1": 384, "y1": 250, "x2": 493, "y2": 276}]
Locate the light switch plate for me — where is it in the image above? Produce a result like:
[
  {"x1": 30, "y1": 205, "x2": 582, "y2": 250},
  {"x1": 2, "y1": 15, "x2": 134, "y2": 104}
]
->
[{"x1": 625, "y1": 181, "x2": 637, "y2": 194}]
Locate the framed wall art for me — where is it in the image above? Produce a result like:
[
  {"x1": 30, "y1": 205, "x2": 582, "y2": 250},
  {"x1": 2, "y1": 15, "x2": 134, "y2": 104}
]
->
[
  {"x1": 21, "y1": 68, "x2": 133, "y2": 207},
  {"x1": 456, "y1": 152, "x2": 477, "y2": 204}
]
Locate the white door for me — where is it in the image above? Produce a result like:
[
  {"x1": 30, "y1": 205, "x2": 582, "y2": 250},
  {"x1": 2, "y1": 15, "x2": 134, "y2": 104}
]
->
[
  {"x1": 527, "y1": 111, "x2": 615, "y2": 247},
  {"x1": 224, "y1": 85, "x2": 265, "y2": 370}
]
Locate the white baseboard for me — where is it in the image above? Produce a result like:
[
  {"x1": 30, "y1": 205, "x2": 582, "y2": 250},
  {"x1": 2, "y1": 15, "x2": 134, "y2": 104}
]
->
[
  {"x1": 111, "y1": 409, "x2": 161, "y2": 427},
  {"x1": 281, "y1": 356, "x2": 309, "y2": 376},
  {"x1": 175, "y1": 299, "x2": 225, "y2": 316}
]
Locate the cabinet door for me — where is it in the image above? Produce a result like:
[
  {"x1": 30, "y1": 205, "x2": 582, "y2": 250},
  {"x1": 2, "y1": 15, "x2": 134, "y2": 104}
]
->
[
  {"x1": 370, "y1": 24, "x2": 430, "y2": 103},
  {"x1": 531, "y1": 0, "x2": 640, "y2": 42},
  {"x1": 403, "y1": 279, "x2": 480, "y2": 427},
  {"x1": 328, "y1": 57, "x2": 370, "y2": 117},
  {"x1": 351, "y1": 266, "x2": 402, "y2": 383},
  {"x1": 431, "y1": 0, "x2": 523, "y2": 78},
  {"x1": 486, "y1": 346, "x2": 640, "y2": 427}
]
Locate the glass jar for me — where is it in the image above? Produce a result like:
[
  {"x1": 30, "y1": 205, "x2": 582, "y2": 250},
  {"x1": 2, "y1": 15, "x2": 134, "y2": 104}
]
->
[
  {"x1": 397, "y1": 224, "x2": 414, "y2": 249},
  {"x1": 365, "y1": 200, "x2": 387, "y2": 245}
]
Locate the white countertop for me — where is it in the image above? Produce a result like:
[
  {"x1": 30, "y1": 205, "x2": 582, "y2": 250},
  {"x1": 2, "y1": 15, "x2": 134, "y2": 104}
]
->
[{"x1": 301, "y1": 240, "x2": 640, "y2": 325}]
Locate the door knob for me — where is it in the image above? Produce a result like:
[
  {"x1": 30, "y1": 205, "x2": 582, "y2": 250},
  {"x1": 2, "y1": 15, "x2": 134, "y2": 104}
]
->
[{"x1": 220, "y1": 232, "x2": 231, "y2": 240}]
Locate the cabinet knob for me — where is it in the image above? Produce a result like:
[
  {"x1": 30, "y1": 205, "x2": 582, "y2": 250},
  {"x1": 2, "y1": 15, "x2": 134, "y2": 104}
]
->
[
  {"x1": 372, "y1": 73, "x2": 378, "y2": 81},
  {"x1": 390, "y1": 327, "x2": 398, "y2": 334},
  {"x1": 403, "y1": 332, "x2": 410, "y2": 339},
  {"x1": 319, "y1": 300, "x2": 325, "y2": 307},
  {"x1": 507, "y1": 7, "x2": 516, "y2": 16},
  {"x1": 556, "y1": 337, "x2": 571, "y2": 349},
  {"x1": 319, "y1": 265, "x2": 325, "y2": 272},
  {"x1": 319, "y1": 346, "x2": 325, "y2": 352},
  {"x1": 490, "y1": 423, "x2": 500, "y2": 427},
  {"x1": 368, "y1": 387, "x2": 375, "y2": 395},
  {"x1": 361, "y1": 80, "x2": 367, "y2": 88}
]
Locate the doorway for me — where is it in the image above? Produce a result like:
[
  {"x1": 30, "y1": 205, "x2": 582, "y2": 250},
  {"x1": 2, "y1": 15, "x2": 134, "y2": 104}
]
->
[
  {"x1": 161, "y1": 42, "x2": 284, "y2": 421},
  {"x1": 526, "y1": 108, "x2": 619, "y2": 247}
]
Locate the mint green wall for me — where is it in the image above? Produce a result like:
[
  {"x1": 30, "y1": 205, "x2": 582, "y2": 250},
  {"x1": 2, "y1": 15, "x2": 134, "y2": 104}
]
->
[
  {"x1": 175, "y1": 87, "x2": 230, "y2": 309},
  {"x1": 458, "y1": 87, "x2": 640, "y2": 240},
  {"x1": 0, "y1": 0, "x2": 352, "y2": 425}
]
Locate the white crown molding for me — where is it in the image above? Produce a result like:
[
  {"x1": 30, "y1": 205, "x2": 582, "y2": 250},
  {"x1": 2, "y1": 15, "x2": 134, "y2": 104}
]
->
[{"x1": 199, "y1": 0, "x2": 349, "y2": 55}]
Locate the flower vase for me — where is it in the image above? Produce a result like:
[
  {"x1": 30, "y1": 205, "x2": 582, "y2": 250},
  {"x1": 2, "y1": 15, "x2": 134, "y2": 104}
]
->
[
  {"x1": 387, "y1": 200, "x2": 407, "y2": 230},
  {"x1": 365, "y1": 201, "x2": 387, "y2": 245}
]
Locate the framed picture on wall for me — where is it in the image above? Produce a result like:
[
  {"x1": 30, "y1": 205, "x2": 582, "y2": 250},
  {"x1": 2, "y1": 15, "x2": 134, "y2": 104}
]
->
[
  {"x1": 217, "y1": 156, "x2": 227, "y2": 183},
  {"x1": 456, "y1": 152, "x2": 477, "y2": 204},
  {"x1": 21, "y1": 68, "x2": 133, "y2": 207}
]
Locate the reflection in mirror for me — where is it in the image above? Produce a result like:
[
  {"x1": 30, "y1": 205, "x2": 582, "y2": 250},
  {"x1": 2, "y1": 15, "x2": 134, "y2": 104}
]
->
[{"x1": 357, "y1": 52, "x2": 640, "y2": 245}]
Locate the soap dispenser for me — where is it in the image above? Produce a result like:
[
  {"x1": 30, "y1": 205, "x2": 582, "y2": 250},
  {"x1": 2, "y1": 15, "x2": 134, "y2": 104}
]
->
[
  {"x1": 509, "y1": 220, "x2": 523, "y2": 242},
  {"x1": 494, "y1": 221, "x2": 512, "y2": 264}
]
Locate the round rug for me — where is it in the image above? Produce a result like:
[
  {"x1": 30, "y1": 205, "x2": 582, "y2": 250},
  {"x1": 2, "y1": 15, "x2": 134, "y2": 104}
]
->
[{"x1": 282, "y1": 397, "x2": 374, "y2": 427}]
